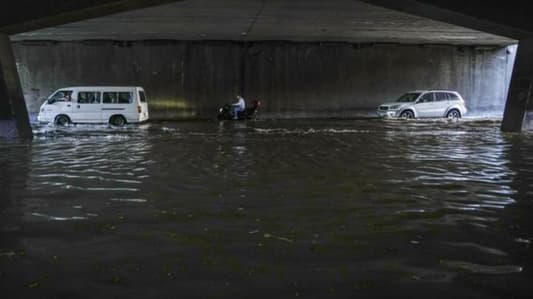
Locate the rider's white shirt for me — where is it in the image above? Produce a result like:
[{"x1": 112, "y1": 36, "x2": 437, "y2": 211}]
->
[{"x1": 233, "y1": 97, "x2": 245, "y2": 110}]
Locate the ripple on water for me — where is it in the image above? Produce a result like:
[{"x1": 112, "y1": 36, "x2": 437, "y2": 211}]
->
[{"x1": 441, "y1": 260, "x2": 523, "y2": 275}]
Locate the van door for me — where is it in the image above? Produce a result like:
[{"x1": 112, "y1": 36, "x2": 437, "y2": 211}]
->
[
  {"x1": 74, "y1": 91, "x2": 102, "y2": 122},
  {"x1": 137, "y1": 89, "x2": 149, "y2": 121},
  {"x1": 102, "y1": 91, "x2": 135, "y2": 123},
  {"x1": 47, "y1": 90, "x2": 74, "y2": 118}
]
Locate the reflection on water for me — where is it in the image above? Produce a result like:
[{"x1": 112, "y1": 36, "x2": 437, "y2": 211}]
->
[{"x1": 1, "y1": 119, "x2": 532, "y2": 298}]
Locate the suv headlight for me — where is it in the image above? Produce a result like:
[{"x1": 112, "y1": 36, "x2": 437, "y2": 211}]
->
[{"x1": 390, "y1": 105, "x2": 401, "y2": 110}]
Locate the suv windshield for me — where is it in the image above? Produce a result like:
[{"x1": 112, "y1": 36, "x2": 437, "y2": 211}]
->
[{"x1": 396, "y1": 93, "x2": 421, "y2": 103}]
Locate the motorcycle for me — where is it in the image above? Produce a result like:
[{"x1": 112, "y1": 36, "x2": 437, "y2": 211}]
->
[{"x1": 217, "y1": 100, "x2": 261, "y2": 121}]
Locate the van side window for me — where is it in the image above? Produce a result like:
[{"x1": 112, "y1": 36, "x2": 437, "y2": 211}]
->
[
  {"x1": 118, "y1": 92, "x2": 133, "y2": 104},
  {"x1": 78, "y1": 92, "x2": 101, "y2": 104},
  {"x1": 103, "y1": 92, "x2": 118, "y2": 104},
  {"x1": 139, "y1": 91, "x2": 147, "y2": 103}
]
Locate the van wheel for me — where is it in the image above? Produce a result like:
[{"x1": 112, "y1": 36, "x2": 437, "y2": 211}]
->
[
  {"x1": 400, "y1": 110, "x2": 415, "y2": 119},
  {"x1": 110, "y1": 115, "x2": 127, "y2": 127},
  {"x1": 55, "y1": 115, "x2": 70, "y2": 126},
  {"x1": 446, "y1": 109, "x2": 461, "y2": 119}
]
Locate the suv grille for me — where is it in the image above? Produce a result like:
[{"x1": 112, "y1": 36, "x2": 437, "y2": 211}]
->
[{"x1": 379, "y1": 106, "x2": 389, "y2": 111}]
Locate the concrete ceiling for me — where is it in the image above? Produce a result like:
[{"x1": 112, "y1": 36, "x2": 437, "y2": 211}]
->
[{"x1": 12, "y1": 0, "x2": 516, "y2": 45}]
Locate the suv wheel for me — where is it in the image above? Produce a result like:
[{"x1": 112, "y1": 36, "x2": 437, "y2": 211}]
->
[
  {"x1": 400, "y1": 110, "x2": 415, "y2": 119},
  {"x1": 446, "y1": 109, "x2": 461, "y2": 119}
]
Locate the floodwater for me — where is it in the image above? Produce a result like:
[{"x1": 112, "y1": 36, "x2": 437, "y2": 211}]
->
[{"x1": 1, "y1": 119, "x2": 532, "y2": 298}]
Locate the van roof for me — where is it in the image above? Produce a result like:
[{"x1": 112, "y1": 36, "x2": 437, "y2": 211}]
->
[{"x1": 59, "y1": 86, "x2": 144, "y2": 90}]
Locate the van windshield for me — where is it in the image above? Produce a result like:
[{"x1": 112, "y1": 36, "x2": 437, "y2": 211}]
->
[
  {"x1": 396, "y1": 93, "x2": 421, "y2": 103},
  {"x1": 48, "y1": 90, "x2": 73, "y2": 104}
]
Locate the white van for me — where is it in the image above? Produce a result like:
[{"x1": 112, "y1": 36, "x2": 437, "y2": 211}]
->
[{"x1": 37, "y1": 86, "x2": 149, "y2": 126}]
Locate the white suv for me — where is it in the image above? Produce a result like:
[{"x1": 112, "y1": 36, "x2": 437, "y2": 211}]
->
[{"x1": 377, "y1": 90, "x2": 467, "y2": 119}]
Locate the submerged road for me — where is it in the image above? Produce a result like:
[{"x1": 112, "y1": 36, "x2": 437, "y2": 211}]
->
[{"x1": 0, "y1": 119, "x2": 532, "y2": 298}]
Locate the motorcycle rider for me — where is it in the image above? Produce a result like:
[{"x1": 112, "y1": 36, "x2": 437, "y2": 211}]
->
[{"x1": 232, "y1": 95, "x2": 246, "y2": 120}]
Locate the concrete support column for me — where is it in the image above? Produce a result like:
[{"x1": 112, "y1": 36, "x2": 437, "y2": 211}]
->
[
  {"x1": 502, "y1": 38, "x2": 533, "y2": 132},
  {"x1": 0, "y1": 65, "x2": 12, "y2": 118},
  {"x1": 0, "y1": 33, "x2": 32, "y2": 138}
]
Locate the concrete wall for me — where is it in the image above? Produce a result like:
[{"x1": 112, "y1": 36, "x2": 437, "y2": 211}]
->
[{"x1": 12, "y1": 40, "x2": 515, "y2": 120}]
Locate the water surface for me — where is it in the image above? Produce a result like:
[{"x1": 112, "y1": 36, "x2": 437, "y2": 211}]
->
[{"x1": 1, "y1": 119, "x2": 532, "y2": 298}]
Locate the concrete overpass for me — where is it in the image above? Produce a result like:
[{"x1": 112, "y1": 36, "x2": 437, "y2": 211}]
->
[{"x1": 1, "y1": 0, "x2": 532, "y2": 138}]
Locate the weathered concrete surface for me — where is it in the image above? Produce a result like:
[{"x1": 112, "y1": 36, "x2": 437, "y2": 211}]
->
[
  {"x1": 0, "y1": 40, "x2": 17, "y2": 139},
  {"x1": 523, "y1": 113, "x2": 533, "y2": 130},
  {"x1": 502, "y1": 38, "x2": 533, "y2": 131},
  {"x1": 0, "y1": 0, "x2": 179, "y2": 34},
  {"x1": 505, "y1": 38, "x2": 533, "y2": 131},
  {"x1": 12, "y1": 0, "x2": 515, "y2": 46},
  {"x1": 13, "y1": 41, "x2": 514, "y2": 120},
  {"x1": 361, "y1": 0, "x2": 533, "y2": 39},
  {"x1": 0, "y1": 34, "x2": 32, "y2": 138},
  {"x1": 0, "y1": 64, "x2": 12, "y2": 119},
  {"x1": 0, "y1": 119, "x2": 18, "y2": 138}
]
